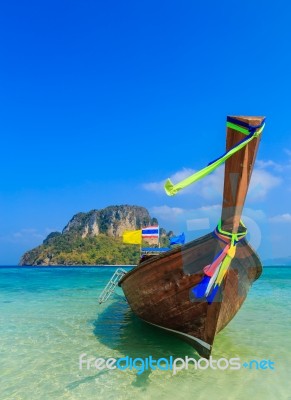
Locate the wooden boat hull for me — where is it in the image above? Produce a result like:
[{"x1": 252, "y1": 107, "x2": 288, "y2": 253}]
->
[
  {"x1": 119, "y1": 233, "x2": 262, "y2": 358},
  {"x1": 118, "y1": 116, "x2": 265, "y2": 358}
]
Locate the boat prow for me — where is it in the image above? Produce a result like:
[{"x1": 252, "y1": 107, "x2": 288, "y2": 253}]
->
[{"x1": 117, "y1": 115, "x2": 265, "y2": 358}]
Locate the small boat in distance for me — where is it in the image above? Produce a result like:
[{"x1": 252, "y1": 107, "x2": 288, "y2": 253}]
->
[{"x1": 118, "y1": 116, "x2": 266, "y2": 358}]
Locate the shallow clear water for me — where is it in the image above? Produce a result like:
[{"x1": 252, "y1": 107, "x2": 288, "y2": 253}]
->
[{"x1": 0, "y1": 266, "x2": 290, "y2": 400}]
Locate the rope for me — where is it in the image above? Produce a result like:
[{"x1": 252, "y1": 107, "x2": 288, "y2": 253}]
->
[
  {"x1": 191, "y1": 220, "x2": 247, "y2": 304},
  {"x1": 164, "y1": 117, "x2": 266, "y2": 196}
]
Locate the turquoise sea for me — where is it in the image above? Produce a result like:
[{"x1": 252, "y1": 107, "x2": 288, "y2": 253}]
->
[{"x1": 0, "y1": 266, "x2": 290, "y2": 400}]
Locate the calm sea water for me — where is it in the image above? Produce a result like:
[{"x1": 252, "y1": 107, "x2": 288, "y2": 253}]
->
[{"x1": 0, "y1": 266, "x2": 290, "y2": 400}]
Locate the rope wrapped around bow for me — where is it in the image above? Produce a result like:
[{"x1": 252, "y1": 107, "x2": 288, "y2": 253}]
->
[{"x1": 191, "y1": 220, "x2": 247, "y2": 304}]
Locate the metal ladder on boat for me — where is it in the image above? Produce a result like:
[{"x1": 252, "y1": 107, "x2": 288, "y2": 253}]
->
[{"x1": 98, "y1": 268, "x2": 127, "y2": 304}]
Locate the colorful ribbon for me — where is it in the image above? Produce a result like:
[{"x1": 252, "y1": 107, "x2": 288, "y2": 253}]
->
[
  {"x1": 164, "y1": 118, "x2": 266, "y2": 196},
  {"x1": 191, "y1": 220, "x2": 247, "y2": 304}
]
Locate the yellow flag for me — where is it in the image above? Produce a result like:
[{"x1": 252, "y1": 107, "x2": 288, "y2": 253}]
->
[{"x1": 122, "y1": 229, "x2": 142, "y2": 245}]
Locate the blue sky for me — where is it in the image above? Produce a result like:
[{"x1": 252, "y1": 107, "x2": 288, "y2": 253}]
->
[{"x1": 1, "y1": 0, "x2": 291, "y2": 264}]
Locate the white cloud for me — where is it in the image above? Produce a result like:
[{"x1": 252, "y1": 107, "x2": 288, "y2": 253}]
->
[
  {"x1": 170, "y1": 168, "x2": 196, "y2": 183},
  {"x1": 12, "y1": 232, "x2": 23, "y2": 238},
  {"x1": 198, "y1": 204, "x2": 221, "y2": 212},
  {"x1": 256, "y1": 155, "x2": 291, "y2": 173},
  {"x1": 150, "y1": 203, "x2": 267, "y2": 244},
  {"x1": 256, "y1": 159, "x2": 283, "y2": 172},
  {"x1": 248, "y1": 169, "x2": 281, "y2": 200},
  {"x1": 142, "y1": 168, "x2": 195, "y2": 194},
  {"x1": 143, "y1": 164, "x2": 280, "y2": 202},
  {"x1": 2, "y1": 228, "x2": 46, "y2": 244},
  {"x1": 150, "y1": 205, "x2": 185, "y2": 219},
  {"x1": 150, "y1": 204, "x2": 222, "y2": 229},
  {"x1": 243, "y1": 208, "x2": 266, "y2": 221},
  {"x1": 199, "y1": 167, "x2": 224, "y2": 199},
  {"x1": 195, "y1": 204, "x2": 221, "y2": 220},
  {"x1": 269, "y1": 213, "x2": 291, "y2": 223},
  {"x1": 187, "y1": 218, "x2": 210, "y2": 231},
  {"x1": 142, "y1": 166, "x2": 224, "y2": 199},
  {"x1": 142, "y1": 181, "x2": 164, "y2": 194},
  {"x1": 0, "y1": 227, "x2": 61, "y2": 250}
]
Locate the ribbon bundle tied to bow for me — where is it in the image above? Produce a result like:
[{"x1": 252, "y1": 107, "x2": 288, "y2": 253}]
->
[{"x1": 191, "y1": 221, "x2": 247, "y2": 304}]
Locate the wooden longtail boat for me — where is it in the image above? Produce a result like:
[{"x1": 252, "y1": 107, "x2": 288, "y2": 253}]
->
[{"x1": 118, "y1": 116, "x2": 265, "y2": 358}]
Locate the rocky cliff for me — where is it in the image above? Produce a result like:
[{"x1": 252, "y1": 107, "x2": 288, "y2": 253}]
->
[
  {"x1": 19, "y1": 205, "x2": 168, "y2": 266},
  {"x1": 62, "y1": 205, "x2": 156, "y2": 238}
]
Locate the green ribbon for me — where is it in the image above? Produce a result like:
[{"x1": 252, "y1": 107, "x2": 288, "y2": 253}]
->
[
  {"x1": 164, "y1": 122, "x2": 265, "y2": 196},
  {"x1": 216, "y1": 219, "x2": 247, "y2": 245}
]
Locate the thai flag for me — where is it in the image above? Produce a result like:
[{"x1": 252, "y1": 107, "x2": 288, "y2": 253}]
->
[{"x1": 142, "y1": 226, "x2": 159, "y2": 239}]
